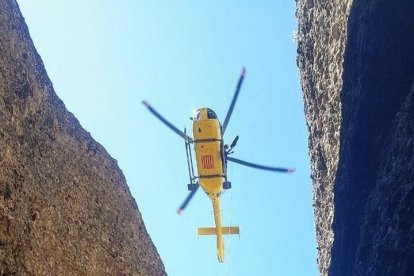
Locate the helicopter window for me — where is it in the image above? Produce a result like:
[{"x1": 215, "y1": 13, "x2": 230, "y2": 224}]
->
[
  {"x1": 195, "y1": 109, "x2": 201, "y2": 120},
  {"x1": 207, "y1": 109, "x2": 217, "y2": 119}
]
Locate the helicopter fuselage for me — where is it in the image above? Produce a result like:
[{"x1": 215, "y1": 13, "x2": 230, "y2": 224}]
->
[
  {"x1": 192, "y1": 108, "x2": 225, "y2": 197},
  {"x1": 192, "y1": 107, "x2": 238, "y2": 263}
]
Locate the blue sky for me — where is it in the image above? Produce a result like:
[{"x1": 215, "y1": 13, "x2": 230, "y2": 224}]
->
[{"x1": 18, "y1": 1, "x2": 317, "y2": 275}]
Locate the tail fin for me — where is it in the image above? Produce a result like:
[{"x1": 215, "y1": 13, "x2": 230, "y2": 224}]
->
[
  {"x1": 198, "y1": 226, "x2": 240, "y2": 236},
  {"x1": 198, "y1": 226, "x2": 239, "y2": 262}
]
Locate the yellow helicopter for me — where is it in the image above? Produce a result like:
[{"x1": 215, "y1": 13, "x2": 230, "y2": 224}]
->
[{"x1": 142, "y1": 67, "x2": 295, "y2": 263}]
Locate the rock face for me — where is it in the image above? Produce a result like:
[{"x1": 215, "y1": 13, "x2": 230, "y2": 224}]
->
[
  {"x1": 297, "y1": 0, "x2": 414, "y2": 275},
  {"x1": 296, "y1": 0, "x2": 352, "y2": 274},
  {"x1": 0, "y1": 1, "x2": 166, "y2": 275}
]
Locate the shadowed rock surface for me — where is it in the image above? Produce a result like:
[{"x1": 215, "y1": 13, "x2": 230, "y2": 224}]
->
[
  {"x1": 0, "y1": 1, "x2": 166, "y2": 275},
  {"x1": 297, "y1": 0, "x2": 414, "y2": 275}
]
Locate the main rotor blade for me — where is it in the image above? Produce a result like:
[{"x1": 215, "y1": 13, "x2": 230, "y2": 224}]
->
[
  {"x1": 229, "y1": 135, "x2": 239, "y2": 149},
  {"x1": 142, "y1": 101, "x2": 193, "y2": 142},
  {"x1": 227, "y1": 156, "x2": 295, "y2": 173},
  {"x1": 177, "y1": 185, "x2": 199, "y2": 215},
  {"x1": 222, "y1": 67, "x2": 246, "y2": 135}
]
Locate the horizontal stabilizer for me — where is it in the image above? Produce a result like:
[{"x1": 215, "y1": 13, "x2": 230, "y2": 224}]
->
[{"x1": 198, "y1": 226, "x2": 240, "y2": 236}]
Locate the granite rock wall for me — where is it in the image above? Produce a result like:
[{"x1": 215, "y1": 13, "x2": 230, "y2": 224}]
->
[
  {"x1": 331, "y1": 1, "x2": 414, "y2": 275},
  {"x1": 296, "y1": 0, "x2": 352, "y2": 274},
  {"x1": 297, "y1": 0, "x2": 414, "y2": 275},
  {"x1": 0, "y1": 1, "x2": 166, "y2": 275}
]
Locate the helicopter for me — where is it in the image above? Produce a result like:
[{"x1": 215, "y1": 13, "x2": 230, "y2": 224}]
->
[{"x1": 142, "y1": 67, "x2": 295, "y2": 263}]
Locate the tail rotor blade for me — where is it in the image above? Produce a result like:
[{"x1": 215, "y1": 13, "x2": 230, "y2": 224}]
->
[
  {"x1": 142, "y1": 101, "x2": 193, "y2": 142},
  {"x1": 227, "y1": 156, "x2": 295, "y2": 173},
  {"x1": 222, "y1": 67, "x2": 246, "y2": 134},
  {"x1": 177, "y1": 185, "x2": 199, "y2": 215}
]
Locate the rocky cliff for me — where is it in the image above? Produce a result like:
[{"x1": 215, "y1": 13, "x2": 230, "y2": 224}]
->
[
  {"x1": 297, "y1": 0, "x2": 414, "y2": 275},
  {"x1": 0, "y1": 1, "x2": 166, "y2": 275}
]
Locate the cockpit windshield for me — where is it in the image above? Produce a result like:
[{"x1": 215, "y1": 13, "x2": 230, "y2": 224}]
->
[
  {"x1": 194, "y1": 108, "x2": 217, "y2": 120},
  {"x1": 207, "y1": 109, "x2": 217, "y2": 119}
]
